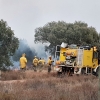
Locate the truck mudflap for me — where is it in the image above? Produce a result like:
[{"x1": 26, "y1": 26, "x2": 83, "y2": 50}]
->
[{"x1": 92, "y1": 66, "x2": 100, "y2": 76}]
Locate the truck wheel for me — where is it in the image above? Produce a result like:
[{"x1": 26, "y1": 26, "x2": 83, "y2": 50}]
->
[{"x1": 81, "y1": 68, "x2": 86, "y2": 74}]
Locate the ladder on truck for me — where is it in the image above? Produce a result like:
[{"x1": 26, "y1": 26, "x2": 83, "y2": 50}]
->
[
  {"x1": 77, "y1": 47, "x2": 84, "y2": 67},
  {"x1": 75, "y1": 48, "x2": 84, "y2": 74}
]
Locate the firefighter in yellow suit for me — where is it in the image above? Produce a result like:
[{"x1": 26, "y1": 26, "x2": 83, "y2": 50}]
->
[
  {"x1": 32, "y1": 56, "x2": 38, "y2": 72},
  {"x1": 38, "y1": 58, "x2": 45, "y2": 65},
  {"x1": 47, "y1": 56, "x2": 54, "y2": 73},
  {"x1": 20, "y1": 53, "x2": 27, "y2": 71},
  {"x1": 38, "y1": 58, "x2": 46, "y2": 72},
  {"x1": 42, "y1": 58, "x2": 45, "y2": 65}
]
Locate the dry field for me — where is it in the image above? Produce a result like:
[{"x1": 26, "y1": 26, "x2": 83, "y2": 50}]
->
[{"x1": 0, "y1": 70, "x2": 99, "y2": 100}]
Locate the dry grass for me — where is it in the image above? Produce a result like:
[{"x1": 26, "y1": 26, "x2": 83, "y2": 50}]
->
[{"x1": 0, "y1": 70, "x2": 99, "y2": 100}]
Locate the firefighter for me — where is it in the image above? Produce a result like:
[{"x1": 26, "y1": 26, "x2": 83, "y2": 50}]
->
[
  {"x1": 38, "y1": 58, "x2": 46, "y2": 72},
  {"x1": 41, "y1": 58, "x2": 45, "y2": 65},
  {"x1": 32, "y1": 56, "x2": 38, "y2": 72},
  {"x1": 20, "y1": 53, "x2": 27, "y2": 71},
  {"x1": 38, "y1": 58, "x2": 42, "y2": 71},
  {"x1": 47, "y1": 56, "x2": 54, "y2": 73}
]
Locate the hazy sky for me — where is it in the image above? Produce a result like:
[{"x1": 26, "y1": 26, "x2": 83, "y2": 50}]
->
[{"x1": 0, "y1": 0, "x2": 100, "y2": 47}]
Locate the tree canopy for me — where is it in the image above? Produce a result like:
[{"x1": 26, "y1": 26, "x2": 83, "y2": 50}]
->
[
  {"x1": 34, "y1": 21, "x2": 99, "y2": 55},
  {"x1": 0, "y1": 19, "x2": 19, "y2": 70}
]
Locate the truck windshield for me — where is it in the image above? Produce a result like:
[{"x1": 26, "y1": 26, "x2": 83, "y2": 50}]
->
[{"x1": 69, "y1": 44, "x2": 77, "y2": 49}]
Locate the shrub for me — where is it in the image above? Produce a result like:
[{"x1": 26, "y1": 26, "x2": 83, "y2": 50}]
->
[{"x1": 0, "y1": 70, "x2": 98, "y2": 100}]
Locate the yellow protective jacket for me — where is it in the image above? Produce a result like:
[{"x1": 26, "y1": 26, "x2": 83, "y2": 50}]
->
[
  {"x1": 42, "y1": 59, "x2": 45, "y2": 65},
  {"x1": 20, "y1": 56, "x2": 27, "y2": 68},
  {"x1": 38, "y1": 59, "x2": 45, "y2": 65},
  {"x1": 47, "y1": 59, "x2": 53, "y2": 65},
  {"x1": 33, "y1": 58, "x2": 38, "y2": 67}
]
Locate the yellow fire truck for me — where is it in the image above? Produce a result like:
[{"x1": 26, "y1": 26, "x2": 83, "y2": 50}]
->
[{"x1": 54, "y1": 42, "x2": 99, "y2": 76}]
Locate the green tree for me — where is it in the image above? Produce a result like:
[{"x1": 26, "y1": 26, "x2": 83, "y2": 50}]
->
[
  {"x1": 0, "y1": 19, "x2": 19, "y2": 70},
  {"x1": 34, "y1": 21, "x2": 99, "y2": 56}
]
